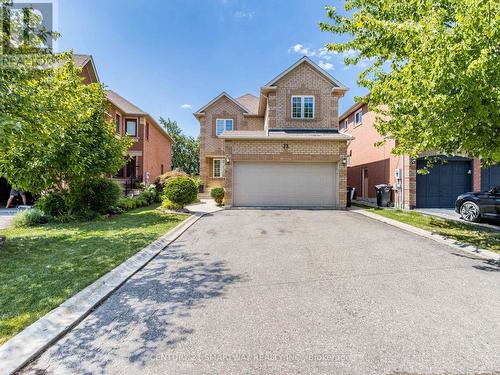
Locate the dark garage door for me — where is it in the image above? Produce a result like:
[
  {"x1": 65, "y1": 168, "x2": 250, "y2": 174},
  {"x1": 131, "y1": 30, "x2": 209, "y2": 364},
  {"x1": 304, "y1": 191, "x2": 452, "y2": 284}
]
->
[
  {"x1": 481, "y1": 164, "x2": 500, "y2": 191},
  {"x1": 416, "y1": 157, "x2": 472, "y2": 208}
]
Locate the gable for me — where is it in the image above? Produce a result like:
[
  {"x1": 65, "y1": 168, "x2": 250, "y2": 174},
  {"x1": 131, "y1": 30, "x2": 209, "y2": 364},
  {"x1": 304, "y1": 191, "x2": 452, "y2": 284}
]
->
[{"x1": 266, "y1": 57, "x2": 346, "y2": 89}]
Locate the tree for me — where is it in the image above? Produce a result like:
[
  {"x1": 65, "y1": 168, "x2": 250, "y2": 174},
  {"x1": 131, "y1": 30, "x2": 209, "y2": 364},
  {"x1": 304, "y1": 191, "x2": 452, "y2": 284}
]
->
[
  {"x1": 0, "y1": 3, "x2": 131, "y2": 194},
  {"x1": 320, "y1": 0, "x2": 500, "y2": 165},
  {"x1": 160, "y1": 118, "x2": 200, "y2": 175}
]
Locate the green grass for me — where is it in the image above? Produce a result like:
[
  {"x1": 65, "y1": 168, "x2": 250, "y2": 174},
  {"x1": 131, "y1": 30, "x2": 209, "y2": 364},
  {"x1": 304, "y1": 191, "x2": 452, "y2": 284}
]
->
[
  {"x1": 0, "y1": 205, "x2": 187, "y2": 345},
  {"x1": 367, "y1": 208, "x2": 500, "y2": 254}
]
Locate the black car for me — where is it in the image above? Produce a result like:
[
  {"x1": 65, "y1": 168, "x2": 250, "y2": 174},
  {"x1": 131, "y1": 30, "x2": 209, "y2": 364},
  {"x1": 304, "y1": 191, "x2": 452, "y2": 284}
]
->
[{"x1": 455, "y1": 185, "x2": 500, "y2": 222}]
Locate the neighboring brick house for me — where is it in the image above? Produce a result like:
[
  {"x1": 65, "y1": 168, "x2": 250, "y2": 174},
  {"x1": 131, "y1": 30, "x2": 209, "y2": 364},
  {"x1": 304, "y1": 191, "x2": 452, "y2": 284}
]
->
[
  {"x1": 340, "y1": 103, "x2": 500, "y2": 209},
  {"x1": 194, "y1": 57, "x2": 352, "y2": 208},
  {"x1": 106, "y1": 90, "x2": 172, "y2": 185},
  {"x1": 74, "y1": 55, "x2": 172, "y2": 186}
]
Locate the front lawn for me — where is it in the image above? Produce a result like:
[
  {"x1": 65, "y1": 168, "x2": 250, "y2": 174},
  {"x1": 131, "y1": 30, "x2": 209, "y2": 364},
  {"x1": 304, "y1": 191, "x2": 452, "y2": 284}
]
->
[
  {"x1": 0, "y1": 205, "x2": 187, "y2": 345},
  {"x1": 367, "y1": 208, "x2": 500, "y2": 254}
]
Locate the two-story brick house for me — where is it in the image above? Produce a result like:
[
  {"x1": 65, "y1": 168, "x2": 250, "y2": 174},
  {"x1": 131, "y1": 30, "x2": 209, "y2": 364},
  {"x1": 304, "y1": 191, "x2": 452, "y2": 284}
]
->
[
  {"x1": 340, "y1": 102, "x2": 500, "y2": 209},
  {"x1": 76, "y1": 55, "x2": 172, "y2": 187},
  {"x1": 194, "y1": 57, "x2": 352, "y2": 208}
]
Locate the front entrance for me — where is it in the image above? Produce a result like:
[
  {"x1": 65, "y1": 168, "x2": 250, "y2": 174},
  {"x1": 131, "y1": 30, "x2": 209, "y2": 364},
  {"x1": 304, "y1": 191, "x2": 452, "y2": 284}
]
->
[
  {"x1": 232, "y1": 162, "x2": 338, "y2": 207},
  {"x1": 416, "y1": 157, "x2": 472, "y2": 208},
  {"x1": 361, "y1": 168, "x2": 369, "y2": 199}
]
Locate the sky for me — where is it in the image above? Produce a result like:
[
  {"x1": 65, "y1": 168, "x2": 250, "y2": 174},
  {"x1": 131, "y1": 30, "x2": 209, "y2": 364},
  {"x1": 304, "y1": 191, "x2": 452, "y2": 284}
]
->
[{"x1": 56, "y1": 0, "x2": 368, "y2": 137}]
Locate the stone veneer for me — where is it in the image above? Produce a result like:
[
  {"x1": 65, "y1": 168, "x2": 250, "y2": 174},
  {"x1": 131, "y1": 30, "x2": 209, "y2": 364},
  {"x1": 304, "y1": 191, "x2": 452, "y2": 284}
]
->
[{"x1": 223, "y1": 140, "x2": 348, "y2": 208}]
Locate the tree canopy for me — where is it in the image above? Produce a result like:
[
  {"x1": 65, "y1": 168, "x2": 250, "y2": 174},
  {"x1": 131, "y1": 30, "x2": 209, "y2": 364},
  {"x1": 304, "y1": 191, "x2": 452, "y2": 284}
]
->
[
  {"x1": 160, "y1": 118, "x2": 200, "y2": 175},
  {"x1": 320, "y1": 0, "x2": 500, "y2": 164},
  {"x1": 0, "y1": 3, "x2": 130, "y2": 194}
]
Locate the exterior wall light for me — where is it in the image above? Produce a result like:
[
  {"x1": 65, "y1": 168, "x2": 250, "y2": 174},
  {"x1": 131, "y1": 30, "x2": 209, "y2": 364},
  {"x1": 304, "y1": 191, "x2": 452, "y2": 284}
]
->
[
  {"x1": 225, "y1": 157, "x2": 231, "y2": 165},
  {"x1": 341, "y1": 155, "x2": 348, "y2": 166}
]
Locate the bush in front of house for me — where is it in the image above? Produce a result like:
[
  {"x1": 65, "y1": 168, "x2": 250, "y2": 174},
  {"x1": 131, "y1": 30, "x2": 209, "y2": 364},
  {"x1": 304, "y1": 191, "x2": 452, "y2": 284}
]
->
[
  {"x1": 70, "y1": 177, "x2": 122, "y2": 215},
  {"x1": 13, "y1": 208, "x2": 50, "y2": 227},
  {"x1": 162, "y1": 176, "x2": 198, "y2": 209},
  {"x1": 154, "y1": 170, "x2": 189, "y2": 193},
  {"x1": 35, "y1": 191, "x2": 68, "y2": 216},
  {"x1": 210, "y1": 187, "x2": 224, "y2": 206}
]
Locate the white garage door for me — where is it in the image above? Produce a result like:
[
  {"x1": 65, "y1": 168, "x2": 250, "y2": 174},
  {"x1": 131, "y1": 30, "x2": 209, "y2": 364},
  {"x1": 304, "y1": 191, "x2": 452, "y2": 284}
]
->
[{"x1": 233, "y1": 162, "x2": 338, "y2": 207}]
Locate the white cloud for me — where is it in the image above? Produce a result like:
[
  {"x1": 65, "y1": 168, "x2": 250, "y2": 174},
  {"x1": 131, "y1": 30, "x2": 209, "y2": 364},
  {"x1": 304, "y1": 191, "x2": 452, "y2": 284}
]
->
[
  {"x1": 318, "y1": 47, "x2": 337, "y2": 60},
  {"x1": 288, "y1": 44, "x2": 316, "y2": 57},
  {"x1": 342, "y1": 49, "x2": 358, "y2": 58},
  {"x1": 180, "y1": 104, "x2": 192, "y2": 109},
  {"x1": 234, "y1": 10, "x2": 255, "y2": 19},
  {"x1": 318, "y1": 61, "x2": 334, "y2": 71}
]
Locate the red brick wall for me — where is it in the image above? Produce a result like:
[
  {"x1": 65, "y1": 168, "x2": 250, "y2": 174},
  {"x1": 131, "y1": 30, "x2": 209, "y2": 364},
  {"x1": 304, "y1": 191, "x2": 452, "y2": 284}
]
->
[{"x1": 143, "y1": 121, "x2": 172, "y2": 184}]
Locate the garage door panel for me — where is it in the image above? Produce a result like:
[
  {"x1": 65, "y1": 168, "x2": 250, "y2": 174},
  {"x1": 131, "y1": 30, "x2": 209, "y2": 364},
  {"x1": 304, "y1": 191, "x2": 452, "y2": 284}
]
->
[
  {"x1": 233, "y1": 162, "x2": 337, "y2": 207},
  {"x1": 416, "y1": 158, "x2": 472, "y2": 208}
]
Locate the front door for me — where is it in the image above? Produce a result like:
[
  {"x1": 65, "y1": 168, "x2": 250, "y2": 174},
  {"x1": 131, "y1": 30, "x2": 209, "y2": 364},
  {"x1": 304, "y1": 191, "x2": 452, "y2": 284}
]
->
[
  {"x1": 362, "y1": 168, "x2": 369, "y2": 199},
  {"x1": 126, "y1": 157, "x2": 137, "y2": 179}
]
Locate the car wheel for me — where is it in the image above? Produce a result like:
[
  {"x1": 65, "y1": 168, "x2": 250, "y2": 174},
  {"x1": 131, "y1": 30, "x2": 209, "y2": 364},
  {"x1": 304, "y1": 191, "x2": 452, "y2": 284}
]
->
[{"x1": 460, "y1": 201, "x2": 481, "y2": 222}]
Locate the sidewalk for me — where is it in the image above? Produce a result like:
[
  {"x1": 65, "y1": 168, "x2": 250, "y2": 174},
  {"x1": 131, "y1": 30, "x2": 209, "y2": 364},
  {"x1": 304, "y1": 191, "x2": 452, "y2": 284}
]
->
[
  {"x1": 186, "y1": 198, "x2": 222, "y2": 214},
  {"x1": 0, "y1": 209, "x2": 17, "y2": 230}
]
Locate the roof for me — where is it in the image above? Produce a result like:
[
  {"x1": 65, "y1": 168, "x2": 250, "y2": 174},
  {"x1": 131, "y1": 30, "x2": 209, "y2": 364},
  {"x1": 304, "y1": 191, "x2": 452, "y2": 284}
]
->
[
  {"x1": 219, "y1": 130, "x2": 352, "y2": 141},
  {"x1": 194, "y1": 91, "x2": 251, "y2": 116},
  {"x1": 339, "y1": 101, "x2": 365, "y2": 121},
  {"x1": 105, "y1": 90, "x2": 172, "y2": 142},
  {"x1": 235, "y1": 94, "x2": 259, "y2": 114},
  {"x1": 106, "y1": 90, "x2": 147, "y2": 115},
  {"x1": 71, "y1": 54, "x2": 100, "y2": 82},
  {"x1": 266, "y1": 56, "x2": 348, "y2": 90}
]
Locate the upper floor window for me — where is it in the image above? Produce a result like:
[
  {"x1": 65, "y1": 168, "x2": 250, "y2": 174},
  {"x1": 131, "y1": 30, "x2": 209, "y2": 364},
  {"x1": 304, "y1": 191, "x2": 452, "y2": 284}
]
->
[
  {"x1": 126, "y1": 119, "x2": 137, "y2": 136},
  {"x1": 343, "y1": 119, "x2": 348, "y2": 129},
  {"x1": 115, "y1": 114, "x2": 121, "y2": 133},
  {"x1": 216, "y1": 119, "x2": 233, "y2": 136},
  {"x1": 145, "y1": 123, "x2": 150, "y2": 141},
  {"x1": 291, "y1": 96, "x2": 314, "y2": 119},
  {"x1": 355, "y1": 110, "x2": 363, "y2": 126}
]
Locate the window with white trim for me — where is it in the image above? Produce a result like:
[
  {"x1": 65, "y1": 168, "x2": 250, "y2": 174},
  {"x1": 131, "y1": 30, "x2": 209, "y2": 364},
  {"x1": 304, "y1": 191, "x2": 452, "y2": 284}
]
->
[
  {"x1": 354, "y1": 110, "x2": 363, "y2": 126},
  {"x1": 213, "y1": 159, "x2": 224, "y2": 178},
  {"x1": 291, "y1": 96, "x2": 315, "y2": 119},
  {"x1": 215, "y1": 119, "x2": 234, "y2": 136},
  {"x1": 343, "y1": 119, "x2": 348, "y2": 129},
  {"x1": 126, "y1": 119, "x2": 137, "y2": 136}
]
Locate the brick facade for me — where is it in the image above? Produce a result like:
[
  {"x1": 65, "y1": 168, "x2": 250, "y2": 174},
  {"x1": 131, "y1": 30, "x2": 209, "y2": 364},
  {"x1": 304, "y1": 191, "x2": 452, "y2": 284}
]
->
[
  {"x1": 196, "y1": 57, "x2": 350, "y2": 208},
  {"x1": 223, "y1": 140, "x2": 348, "y2": 208}
]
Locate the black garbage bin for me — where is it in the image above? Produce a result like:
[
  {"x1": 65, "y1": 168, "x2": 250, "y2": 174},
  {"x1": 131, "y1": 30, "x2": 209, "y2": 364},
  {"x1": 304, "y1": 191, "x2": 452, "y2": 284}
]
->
[
  {"x1": 375, "y1": 184, "x2": 392, "y2": 207},
  {"x1": 346, "y1": 186, "x2": 354, "y2": 207}
]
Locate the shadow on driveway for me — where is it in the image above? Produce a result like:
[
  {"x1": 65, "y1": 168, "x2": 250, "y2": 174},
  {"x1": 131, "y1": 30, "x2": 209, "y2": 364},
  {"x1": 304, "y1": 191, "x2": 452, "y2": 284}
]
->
[{"x1": 25, "y1": 241, "x2": 246, "y2": 374}]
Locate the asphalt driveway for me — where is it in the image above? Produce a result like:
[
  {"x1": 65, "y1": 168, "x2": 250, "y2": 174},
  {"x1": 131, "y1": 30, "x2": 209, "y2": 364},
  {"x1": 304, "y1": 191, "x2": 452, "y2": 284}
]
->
[{"x1": 22, "y1": 210, "x2": 500, "y2": 375}]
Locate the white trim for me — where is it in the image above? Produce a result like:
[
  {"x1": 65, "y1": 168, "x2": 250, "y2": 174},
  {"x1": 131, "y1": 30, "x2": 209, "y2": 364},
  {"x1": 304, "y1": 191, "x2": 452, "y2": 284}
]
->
[
  {"x1": 354, "y1": 109, "x2": 363, "y2": 127},
  {"x1": 266, "y1": 56, "x2": 348, "y2": 89},
  {"x1": 213, "y1": 158, "x2": 224, "y2": 178},
  {"x1": 291, "y1": 95, "x2": 315, "y2": 119},
  {"x1": 343, "y1": 119, "x2": 349, "y2": 129},
  {"x1": 215, "y1": 118, "x2": 234, "y2": 136}
]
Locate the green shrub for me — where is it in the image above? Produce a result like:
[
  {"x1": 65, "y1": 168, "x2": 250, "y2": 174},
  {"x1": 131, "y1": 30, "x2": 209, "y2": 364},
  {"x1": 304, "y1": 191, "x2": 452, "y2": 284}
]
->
[
  {"x1": 162, "y1": 176, "x2": 197, "y2": 209},
  {"x1": 210, "y1": 187, "x2": 225, "y2": 206},
  {"x1": 138, "y1": 186, "x2": 157, "y2": 205},
  {"x1": 154, "y1": 170, "x2": 189, "y2": 193},
  {"x1": 13, "y1": 209, "x2": 50, "y2": 227},
  {"x1": 117, "y1": 197, "x2": 136, "y2": 211},
  {"x1": 161, "y1": 198, "x2": 184, "y2": 211},
  {"x1": 35, "y1": 191, "x2": 67, "y2": 216},
  {"x1": 70, "y1": 177, "x2": 121, "y2": 214}
]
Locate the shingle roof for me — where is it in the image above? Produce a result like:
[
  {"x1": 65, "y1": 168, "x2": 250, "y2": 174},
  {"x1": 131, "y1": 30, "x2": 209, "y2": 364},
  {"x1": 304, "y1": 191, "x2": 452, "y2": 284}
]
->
[
  {"x1": 71, "y1": 54, "x2": 92, "y2": 67},
  {"x1": 106, "y1": 90, "x2": 147, "y2": 115},
  {"x1": 235, "y1": 93, "x2": 259, "y2": 114}
]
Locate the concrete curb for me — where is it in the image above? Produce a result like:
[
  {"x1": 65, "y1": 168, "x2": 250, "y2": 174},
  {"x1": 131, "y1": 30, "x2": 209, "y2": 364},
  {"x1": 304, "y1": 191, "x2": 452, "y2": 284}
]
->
[
  {"x1": 353, "y1": 209, "x2": 500, "y2": 262},
  {"x1": 0, "y1": 212, "x2": 209, "y2": 375}
]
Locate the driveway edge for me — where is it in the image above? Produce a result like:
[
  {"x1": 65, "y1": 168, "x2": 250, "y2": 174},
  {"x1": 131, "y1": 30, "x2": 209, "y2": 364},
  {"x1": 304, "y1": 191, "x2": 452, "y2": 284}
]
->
[
  {"x1": 0, "y1": 212, "x2": 209, "y2": 375},
  {"x1": 353, "y1": 209, "x2": 500, "y2": 261}
]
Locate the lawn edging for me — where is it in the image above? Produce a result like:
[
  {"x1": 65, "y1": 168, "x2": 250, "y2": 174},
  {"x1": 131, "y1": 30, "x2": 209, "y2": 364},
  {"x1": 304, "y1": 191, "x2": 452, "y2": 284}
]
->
[
  {"x1": 353, "y1": 208, "x2": 500, "y2": 262},
  {"x1": 0, "y1": 211, "x2": 208, "y2": 375}
]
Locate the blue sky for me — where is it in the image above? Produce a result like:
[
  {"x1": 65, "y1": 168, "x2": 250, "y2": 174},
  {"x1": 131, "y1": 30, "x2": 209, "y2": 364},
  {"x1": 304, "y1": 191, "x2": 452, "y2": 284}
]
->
[{"x1": 57, "y1": 0, "x2": 367, "y2": 137}]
